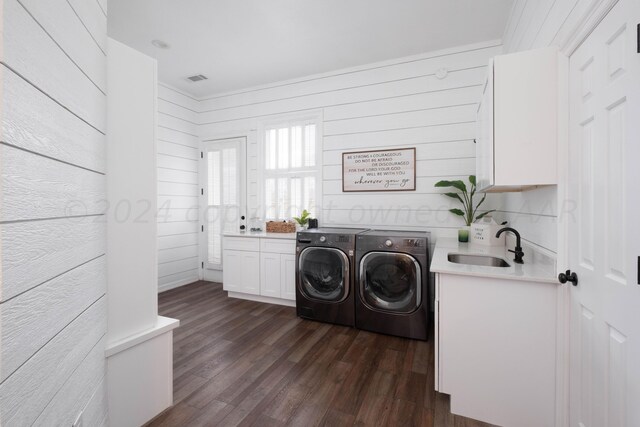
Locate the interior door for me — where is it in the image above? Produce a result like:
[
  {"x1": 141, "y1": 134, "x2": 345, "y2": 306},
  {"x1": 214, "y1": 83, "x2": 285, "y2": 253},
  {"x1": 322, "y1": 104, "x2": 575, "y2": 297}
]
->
[
  {"x1": 201, "y1": 137, "x2": 246, "y2": 279},
  {"x1": 568, "y1": 1, "x2": 640, "y2": 425}
]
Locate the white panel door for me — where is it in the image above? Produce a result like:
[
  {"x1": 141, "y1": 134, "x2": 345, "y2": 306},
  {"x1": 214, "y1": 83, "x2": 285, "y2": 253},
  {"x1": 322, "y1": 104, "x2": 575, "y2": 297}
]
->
[
  {"x1": 222, "y1": 249, "x2": 243, "y2": 292},
  {"x1": 239, "y1": 252, "x2": 260, "y2": 295},
  {"x1": 568, "y1": 1, "x2": 640, "y2": 425},
  {"x1": 202, "y1": 137, "x2": 246, "y2": 274},
  {"x1": 281, "y1": 253, "x2": 297, "y2": 300},
  {"x1": 260, "y1": 252, "x2": 281, "y2": 298}
]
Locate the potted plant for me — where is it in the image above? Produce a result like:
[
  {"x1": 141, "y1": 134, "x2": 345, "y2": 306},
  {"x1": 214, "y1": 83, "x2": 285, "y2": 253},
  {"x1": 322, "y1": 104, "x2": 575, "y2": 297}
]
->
[
  {"x1": 435, "y1": 175, "x2": 495, "y2": 242},
  {"x1": 293, "y1": 209, "x2": 311, "y2": 230}
]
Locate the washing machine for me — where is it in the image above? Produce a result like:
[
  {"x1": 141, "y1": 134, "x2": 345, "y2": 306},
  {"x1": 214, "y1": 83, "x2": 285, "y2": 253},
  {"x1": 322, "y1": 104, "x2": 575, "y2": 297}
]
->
[
  {"x1": 296, "y1": 227, "x2": 369, "y2": 326},
  {"x1": 355, "y1": 230, "x2": 430, "y2": 340}
]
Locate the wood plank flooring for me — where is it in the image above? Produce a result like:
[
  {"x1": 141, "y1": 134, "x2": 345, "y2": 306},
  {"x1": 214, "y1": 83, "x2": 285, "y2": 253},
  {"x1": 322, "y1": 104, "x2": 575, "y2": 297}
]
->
[{"x1": 146, "y1": 281, "x2": 494, "y2": 427}]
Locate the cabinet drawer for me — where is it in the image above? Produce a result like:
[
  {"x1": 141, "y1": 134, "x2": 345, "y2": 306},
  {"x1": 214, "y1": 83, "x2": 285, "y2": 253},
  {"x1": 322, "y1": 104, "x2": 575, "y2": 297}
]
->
[
  {"x1": 260, "y1": 238, "x2": 296, "y2": 254},
  {"x1": 224, "y1": 236, "x2": 260, "y2": 251}
]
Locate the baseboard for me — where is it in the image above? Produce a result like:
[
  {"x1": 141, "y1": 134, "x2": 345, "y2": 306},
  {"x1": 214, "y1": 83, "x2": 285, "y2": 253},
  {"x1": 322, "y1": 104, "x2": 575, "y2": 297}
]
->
[
  {"x1": 158, "y1": 275, "x2": 200, "y2": 293},
  {"x1": 227, "y1": 291, "x2": 296, "y2": 307}
]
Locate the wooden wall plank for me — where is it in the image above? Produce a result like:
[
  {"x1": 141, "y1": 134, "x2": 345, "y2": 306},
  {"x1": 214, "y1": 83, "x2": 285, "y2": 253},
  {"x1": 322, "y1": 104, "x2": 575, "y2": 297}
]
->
[
  {"x1": 1, "y1": 216, "x2": 106, "y2": 302},
  {"x1": 2, "y1": 65, "x2": 106, "y2": 173},
  {"x1": 0, "y1": 0, "x2": 108, "y2": 423},
  {"x1": 158, "y1": 168, "x2": 199, "y2": 185},
  {"x1": 323, "y1": 122, "x2": 476, "y2": 151},
  {"x1": 77, "y1": 377, "x2": 108, "y2": 427},
  {"x1": 1, "y1": 144, "x2": 106, "y2": 221},
  {"x1": 0, "y1": 297, "x2": 106, "y2": 426},
  {"x1": 67, "y1": 0, "x2": 108, "y2": 53},
  {"x1": 157, "y1": 86, "x2": 201, "y2": 289},
  {"x1": 159, "y1": 257, "x2": 199, "y2": 278},
  {"x1": 33, "y1": 338, "x2": 107, "y2": 426},
  {"x1": 3, "y1": 0, "x2": 106, "y2": 132},
  {"x1": 158, "y1": 83, "x2": 201, "y2": 113},
  {"x1": 19, "y1": 0, "x2": 106, "y2": 92},
  {"x1": 158, "y1": 140, "x2": 199, "y2": 160},
  {"x1": 1, "y1": 257, "x2": 106, "y2": 382}
]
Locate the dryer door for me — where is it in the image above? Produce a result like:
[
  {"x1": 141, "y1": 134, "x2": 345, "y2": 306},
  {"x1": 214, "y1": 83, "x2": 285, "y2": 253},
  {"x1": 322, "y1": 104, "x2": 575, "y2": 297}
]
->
[
  {"x1": 359, "y1": 252, "x2": 421, "y2": 313},
  {"x1": 298, "y1": 247, "x2": 350, "y2": 303}
]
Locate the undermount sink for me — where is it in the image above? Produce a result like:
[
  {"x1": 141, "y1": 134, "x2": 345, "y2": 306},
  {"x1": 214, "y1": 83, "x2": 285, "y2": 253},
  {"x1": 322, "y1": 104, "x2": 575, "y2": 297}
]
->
[{"x1": 447, "y1": 253, "x2": 510, "y2": 268}]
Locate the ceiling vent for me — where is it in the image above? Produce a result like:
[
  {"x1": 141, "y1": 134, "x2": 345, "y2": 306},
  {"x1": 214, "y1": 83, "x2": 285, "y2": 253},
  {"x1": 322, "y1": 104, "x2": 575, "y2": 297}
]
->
[{"x1": 187, "y1": 74, "x2": 208, "y2": 82}]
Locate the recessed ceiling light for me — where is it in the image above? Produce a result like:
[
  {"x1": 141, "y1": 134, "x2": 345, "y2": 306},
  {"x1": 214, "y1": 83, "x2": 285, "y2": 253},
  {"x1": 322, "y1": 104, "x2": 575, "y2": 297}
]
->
[{"x1": 151, "y1": 39, "x2": 170, "y2": 49}]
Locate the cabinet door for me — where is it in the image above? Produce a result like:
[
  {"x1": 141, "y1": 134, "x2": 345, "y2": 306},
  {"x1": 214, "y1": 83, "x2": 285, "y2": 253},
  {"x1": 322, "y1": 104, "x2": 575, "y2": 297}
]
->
[
  {"x1": 240, "y1": 251, "x2": 260, "y2": 295},
  {"x1": 476, "y1": 61, "x2": 494, "y2": 191},
  {"x1": 222, "y1": 250, "x2": 243, "y2": 292},
  {"x1": 280, "y1": 254, "x2": 297, "y2": 300},
  {"x1": 260, "y1": 252, "x2": 281, "y2": 298}
]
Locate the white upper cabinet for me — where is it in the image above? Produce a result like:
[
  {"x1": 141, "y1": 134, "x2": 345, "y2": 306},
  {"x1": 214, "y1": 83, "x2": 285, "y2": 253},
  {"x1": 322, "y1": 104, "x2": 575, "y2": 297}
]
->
[{"x1": 476, "y1": 47, "x2": 559, "y2": 192}]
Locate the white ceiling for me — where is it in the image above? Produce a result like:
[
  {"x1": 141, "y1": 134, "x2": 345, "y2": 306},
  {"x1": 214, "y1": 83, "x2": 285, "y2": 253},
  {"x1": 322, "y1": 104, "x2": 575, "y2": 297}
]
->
[{"x1": 108, "y1": 0, "x2": 513, "y2": 98}]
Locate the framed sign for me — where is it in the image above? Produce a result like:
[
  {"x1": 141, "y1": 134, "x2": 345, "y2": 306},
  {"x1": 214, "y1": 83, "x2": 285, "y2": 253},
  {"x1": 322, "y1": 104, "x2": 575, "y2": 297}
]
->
[{"x1": 342, "y1": 147, "x2": 416, "y2": 192}]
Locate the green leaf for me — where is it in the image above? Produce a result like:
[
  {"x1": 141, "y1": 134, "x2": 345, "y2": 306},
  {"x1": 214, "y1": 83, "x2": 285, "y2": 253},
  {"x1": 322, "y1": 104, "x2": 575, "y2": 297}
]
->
[
  {"x1": 448, "y1": 180, "x2": 467, "y2": 193},
  {"x1": 474, "y1": 193, "x2": 487, "y2": 209},
  {"x1": 449, "y1": 208, "x2": 465, "y2": 217},
  {"x1": 469, "y1": 175, "x2": 476, "y2": 186},
  {"x1": 475, "y1": 209, "x2": 496, "y2": 222},
  {"x1": 434, "y1": 180, "x2": 453, "y2": 188},
  {"x1": 443, "y1": 192, "x2": 463, "y2": 203}
]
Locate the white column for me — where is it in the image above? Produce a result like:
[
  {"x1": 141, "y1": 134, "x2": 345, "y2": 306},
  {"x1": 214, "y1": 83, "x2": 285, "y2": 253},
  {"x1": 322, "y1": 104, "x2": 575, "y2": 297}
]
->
[{"x1": 105, "y1": 38, "x2": 178, "y2": 427}]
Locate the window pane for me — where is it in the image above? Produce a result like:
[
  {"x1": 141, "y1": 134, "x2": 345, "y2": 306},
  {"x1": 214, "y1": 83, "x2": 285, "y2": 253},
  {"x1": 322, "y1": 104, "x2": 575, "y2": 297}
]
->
[
  {"x1": 266, "y1": 129, "x2": 276, "y2": 169},
  {"x1": 304, "y1": 176, "x2": 316, "y2": 216},
  {"x1": 290, "y1": 178, "x2": 302, "y2": 217},
  {"x1": 278, "y1": 128, "x2": 289, "y2": 169},
  {"x1": 304, "y1": 124, "x2": 316, "y2": 167},
  {"x1": 291, "y1": 126, "x2": 302, "y2": 168},
  {"x1": 222, "y1": 148, "x2": 237, "y2": 205},
  {"x1": 265, "y1": 178, "x2": 276, "y2": 219},
  {"x1": 277, "y1": 177, "x2": 288, "y2": 219},
  {"x1": 208, "y1": 207, "x2": 221, "y2": 265},
  {"x1": 207, "y1": 151, "x2": 220, "y2": 206}
]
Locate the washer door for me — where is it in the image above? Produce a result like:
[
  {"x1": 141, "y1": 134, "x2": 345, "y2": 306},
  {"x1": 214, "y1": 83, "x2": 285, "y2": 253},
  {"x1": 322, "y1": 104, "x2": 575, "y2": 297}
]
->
[
  {"x1": 359, "y1": 251, "x2": 421, "y2": 313},
  {"x1": 298, "y1": 247, "x2": 350, "y2": 303}
]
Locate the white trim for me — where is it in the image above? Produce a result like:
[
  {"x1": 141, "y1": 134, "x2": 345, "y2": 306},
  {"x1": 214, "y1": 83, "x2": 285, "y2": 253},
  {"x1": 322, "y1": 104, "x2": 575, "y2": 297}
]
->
[
  {"x1": 158, "y1": 275, "x2": 200, "y2": 293},
  {"x1": 158, "y1": 81, "x2": 201, "y2": 103},
  {"x1": 227, "y1": 291, "x2": 296, "y2": 307},
  {"x1": 557, "y1": 0, "x2": 621, "y2": 55},
  {"x1": 555, "y1": 51, "x2": 571, "y2": 427},
  {"x1": 197, "y1": 39, "x2": 503, "y2": 101},
  {"x1": 105, "y1": 316, "x2": 180, "y2": 358}
]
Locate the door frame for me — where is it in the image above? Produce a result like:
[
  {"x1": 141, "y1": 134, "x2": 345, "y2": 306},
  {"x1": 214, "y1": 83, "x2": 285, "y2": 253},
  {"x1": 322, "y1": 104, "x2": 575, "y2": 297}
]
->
[
  {"x1": 555, "y1": 1, "x2": 622, "y2": 425},
  {"x1": 198, "y1": 132, "x2": 249, "y2": 283}
]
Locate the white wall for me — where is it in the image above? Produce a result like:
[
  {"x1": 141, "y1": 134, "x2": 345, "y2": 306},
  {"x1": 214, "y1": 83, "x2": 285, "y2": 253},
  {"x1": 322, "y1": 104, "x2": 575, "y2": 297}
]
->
[
  {"x1": 196, "y1": 40, "x2": 503, "y2": 245},
  {"x1": 157, "y1": 83, "x2": 201, "y2": 291},
  {"x1": 0, "y1": 0, "x2": 108, "y2": 425},
  {"x1": 498, "y1": 0, "x2": 597, "y2": 253}
]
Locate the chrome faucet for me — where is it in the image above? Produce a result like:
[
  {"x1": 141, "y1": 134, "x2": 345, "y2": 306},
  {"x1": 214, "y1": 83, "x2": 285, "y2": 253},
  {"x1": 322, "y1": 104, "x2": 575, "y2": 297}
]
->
[{"x1": 496, "y1": 227, "x2": 524, "y2": 264}]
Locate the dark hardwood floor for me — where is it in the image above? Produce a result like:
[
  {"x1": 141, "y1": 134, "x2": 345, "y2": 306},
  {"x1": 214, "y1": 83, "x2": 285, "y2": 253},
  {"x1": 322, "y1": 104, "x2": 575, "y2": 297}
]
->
[{"x1": 146, "y1": 281, "x2": 494, "y2": 427}]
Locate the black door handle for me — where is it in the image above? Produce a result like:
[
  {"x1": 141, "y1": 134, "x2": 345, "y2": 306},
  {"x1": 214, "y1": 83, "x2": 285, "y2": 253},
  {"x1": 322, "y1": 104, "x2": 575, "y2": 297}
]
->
[{"x1": 558, "y1": 270, "x2": 578, "y2": 286}]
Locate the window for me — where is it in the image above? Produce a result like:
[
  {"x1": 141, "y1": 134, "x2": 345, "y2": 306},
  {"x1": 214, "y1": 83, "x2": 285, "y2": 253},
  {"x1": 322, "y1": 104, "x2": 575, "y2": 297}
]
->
[{"x1": 261, "y1": 118, "x2": 320, "y2": 220}]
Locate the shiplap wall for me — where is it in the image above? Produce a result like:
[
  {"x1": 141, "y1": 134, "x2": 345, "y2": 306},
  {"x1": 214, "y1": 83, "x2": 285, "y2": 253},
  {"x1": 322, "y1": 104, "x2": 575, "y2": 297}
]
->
[
  {"x1": 196, "y1": 40, "x2": 503, "y2": 243},
  {"x1": 157, "y1": 83, "x2": 201, "y2": 291},
  {"x1": 499, "y1": 0, "x2": 596, "y2": 253},
  {"x1": 0, "y1": 0, "x2": 108, "y2": 425}
]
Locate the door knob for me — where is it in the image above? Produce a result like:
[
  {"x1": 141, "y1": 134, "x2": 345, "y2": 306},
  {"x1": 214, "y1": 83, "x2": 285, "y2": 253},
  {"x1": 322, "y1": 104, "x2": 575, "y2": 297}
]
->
[{"x1": 558, "y1": 270, "x2": 578, "y2": 286}]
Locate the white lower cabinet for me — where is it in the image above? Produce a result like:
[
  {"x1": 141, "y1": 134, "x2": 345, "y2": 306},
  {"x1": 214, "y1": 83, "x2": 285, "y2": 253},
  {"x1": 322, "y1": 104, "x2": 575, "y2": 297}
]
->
[
  {"x1": 223, "y1": 235, "x2": 296, "y2": 303},
  {"x1": 222, "y1": 249, "x2": 260, "y2": 295},
  {"x1": 260, "y1": 252, "x2": 282, "y2": 298},
  {"x1": 281, "y1": 254, "x2": 296, "y2": 300},
  {"x1": 435, "y1": 273, "x2": 559, "y2": 427}
]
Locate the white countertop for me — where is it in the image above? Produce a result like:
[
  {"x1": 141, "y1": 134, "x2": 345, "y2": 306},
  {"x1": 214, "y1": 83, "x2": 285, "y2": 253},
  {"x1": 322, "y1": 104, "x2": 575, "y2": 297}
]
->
[
  {"x1": 430, "y1": 238, "x2": 558, "y2": 284},
  {"x1": 223, "y1": 231, "x2": 297, "y2": 240}
]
